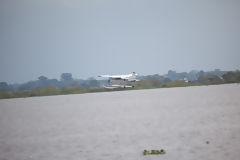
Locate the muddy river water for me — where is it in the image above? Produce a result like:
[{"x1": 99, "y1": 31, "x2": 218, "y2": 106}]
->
[{"x1": 0, "y1": 84, "x2": 240, "y2": 160}]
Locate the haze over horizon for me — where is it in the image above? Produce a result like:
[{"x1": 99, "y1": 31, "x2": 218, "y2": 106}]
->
[{"x1": 1, "y1": 0, "x2": 240, "y2": 83}]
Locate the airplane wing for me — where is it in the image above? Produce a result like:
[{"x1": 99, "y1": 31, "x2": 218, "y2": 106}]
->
[
  {"x1": 98, "y1": 72, "x2": 138, "y2": 81},
  {"x1": 98, "y1": 74, "x2": 128, "y2": 79}
]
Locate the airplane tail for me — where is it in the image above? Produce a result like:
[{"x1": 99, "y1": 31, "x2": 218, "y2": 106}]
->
[{"x1": 132, "y1": 72, "x2": 138, "y2": 79}]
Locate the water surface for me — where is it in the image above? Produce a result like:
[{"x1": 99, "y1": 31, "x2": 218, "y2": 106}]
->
[{"x1": 0, "y1": 84, "x2": 240, "y2": 160}]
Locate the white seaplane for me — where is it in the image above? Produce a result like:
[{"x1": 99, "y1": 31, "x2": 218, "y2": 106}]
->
[{"x1": 98, "y1": 72, "x2": 139, "y2": 89}]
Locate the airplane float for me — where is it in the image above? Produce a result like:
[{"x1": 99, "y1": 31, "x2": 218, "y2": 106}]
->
[{"x1": 98, "y1": 72, "x2": 139, "y2": 89}]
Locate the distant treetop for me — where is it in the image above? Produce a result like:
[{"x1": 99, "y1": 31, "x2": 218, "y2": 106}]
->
[
  {"x1": 38, "y1": 76, "x2": 48, "y2": 81},
  {"x1": 61, "y1": 73, "x2": 73, "y2": 81}
]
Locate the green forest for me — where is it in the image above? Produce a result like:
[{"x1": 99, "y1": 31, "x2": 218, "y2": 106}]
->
[{"x1": 0, "y1": 70, "x2": 240, "y2": 99}]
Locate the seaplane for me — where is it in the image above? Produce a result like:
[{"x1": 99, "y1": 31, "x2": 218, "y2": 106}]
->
[{"x1": 98, "y1": 72, "x2": 139, "y2": 89}]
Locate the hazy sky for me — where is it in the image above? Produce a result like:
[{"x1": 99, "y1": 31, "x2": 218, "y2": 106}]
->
[{"x1": 1, "y1": 0, "x2": 240, "y2": 83}]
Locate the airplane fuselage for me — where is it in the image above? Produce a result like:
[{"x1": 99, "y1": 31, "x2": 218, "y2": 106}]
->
[{"x1": 98, "y1": 72, "x2": 139, "y2": 89}]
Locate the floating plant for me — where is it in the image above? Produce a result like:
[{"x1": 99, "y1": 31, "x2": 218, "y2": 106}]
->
[{"x1": 143, "y1": 149, "x2": 166, "y2": 155}]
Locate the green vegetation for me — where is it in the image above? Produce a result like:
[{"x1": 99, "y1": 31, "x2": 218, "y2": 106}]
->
[
  {"x1": 0, "y1": 86, "x2": 110, "y2": 99},
  {"x1": 0, "y1": 70, "x2": 240, "y2": 99},
  {"x1": 143, "y1": 149, "x2": 166, "y2": 155},
  {"x1": 0, "y1": 86, "x2": 61, "y2": 99},
  {"x1": 222, "y1": 71, "x2": 240, "y2": 83}
]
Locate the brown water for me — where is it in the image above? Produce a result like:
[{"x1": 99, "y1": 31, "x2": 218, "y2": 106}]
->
[{"x1": 0, "y1": 84, "x2": 240, "y2": 160}]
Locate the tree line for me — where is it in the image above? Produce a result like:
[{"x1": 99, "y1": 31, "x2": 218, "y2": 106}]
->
[
  {"x1": 0, "y1": 73, "x2": 103, "y2": 92},
  {"x1": 0, "y1": 70, "x2": 240, "y2": 99}
]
